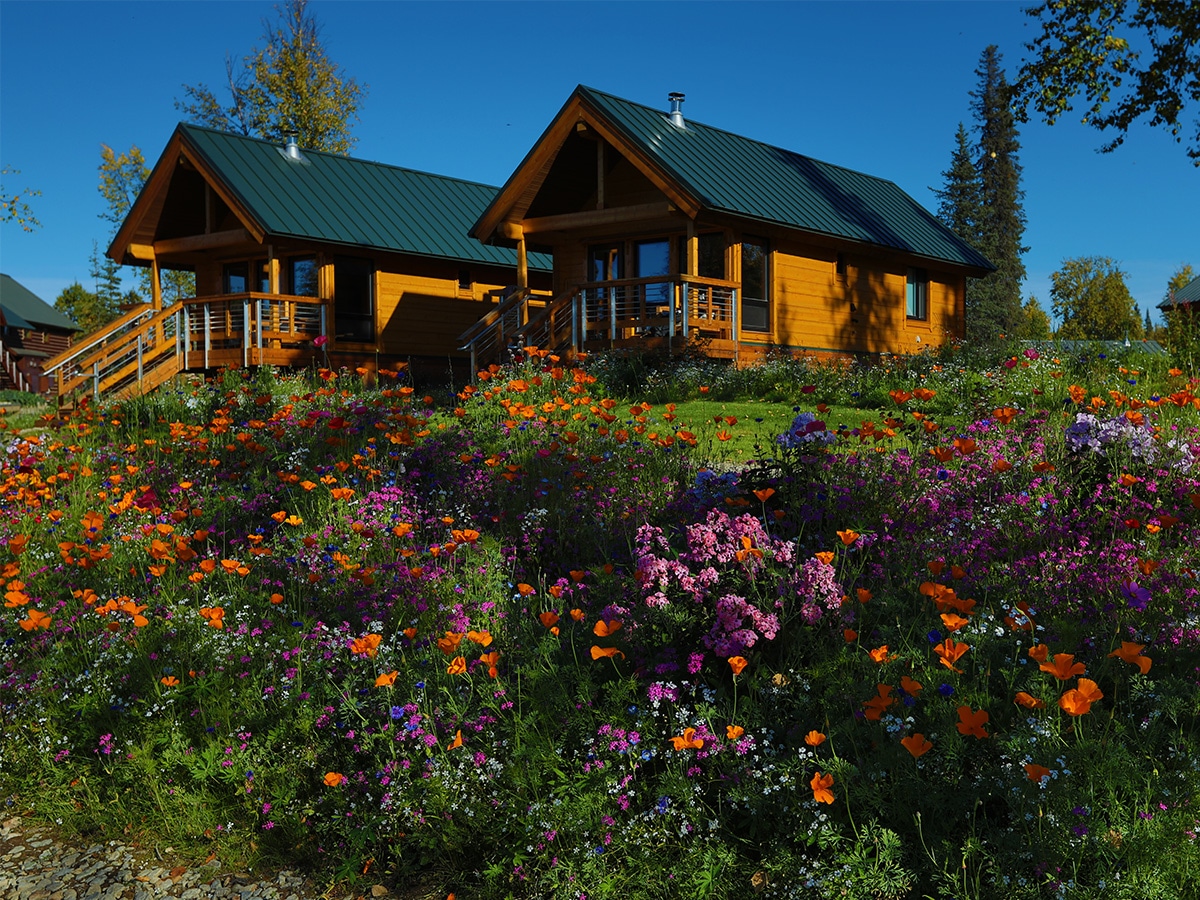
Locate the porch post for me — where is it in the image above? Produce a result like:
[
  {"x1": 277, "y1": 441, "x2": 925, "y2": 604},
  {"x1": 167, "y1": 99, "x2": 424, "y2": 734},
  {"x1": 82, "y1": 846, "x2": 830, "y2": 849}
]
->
[{"x1": 151, "y1": 257, "x2": 163, "y2": 311}]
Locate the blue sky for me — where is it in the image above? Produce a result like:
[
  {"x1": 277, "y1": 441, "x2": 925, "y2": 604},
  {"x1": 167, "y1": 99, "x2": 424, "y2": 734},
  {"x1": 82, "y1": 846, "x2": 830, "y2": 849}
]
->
[{"x1": 1, "y1": 0, "x2": 1196, "y2": 324}]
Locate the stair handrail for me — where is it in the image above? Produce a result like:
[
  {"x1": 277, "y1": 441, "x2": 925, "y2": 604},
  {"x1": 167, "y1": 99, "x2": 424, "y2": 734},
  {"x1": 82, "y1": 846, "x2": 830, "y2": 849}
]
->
[
  {"x1": 42, "y1": 303, "x2": 160, "y2": 378},
  {"x1": 0, "y1": 341, "x2": 29, "y2": 393},
  {"x1": 512, "y1": 286, "x2": 582, "y2": 355}
]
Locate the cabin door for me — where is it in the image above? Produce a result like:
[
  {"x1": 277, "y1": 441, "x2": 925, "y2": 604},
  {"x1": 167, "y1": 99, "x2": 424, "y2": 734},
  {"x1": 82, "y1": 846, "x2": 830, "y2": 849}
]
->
[
  {"x1": 635, "y1": 239, "x2": 671, "y2": 320},
  {"x1": 334, "y1": 255, "x2": 375, "y2": 343}
]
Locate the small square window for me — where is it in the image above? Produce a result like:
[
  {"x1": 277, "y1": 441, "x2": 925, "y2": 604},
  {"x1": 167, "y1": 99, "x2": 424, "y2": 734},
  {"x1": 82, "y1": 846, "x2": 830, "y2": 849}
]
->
[
  {"x1": 836, "y1": 253, "x2": 847, "y2": 278},
  {"x1": 458, "y1": 269, "x2": 473, "y2": 291},
  {"x1": 906, "y1": 267, "x2": 928, "y2": 320}
]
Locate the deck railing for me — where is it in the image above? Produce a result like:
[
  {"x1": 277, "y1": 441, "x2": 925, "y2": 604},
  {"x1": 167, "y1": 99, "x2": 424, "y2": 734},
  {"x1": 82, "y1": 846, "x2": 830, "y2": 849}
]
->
[
  {"x1": 44, "y1": 293, "x2": 328, "y2": 408},
  {"x1": 457, "y1": 287, "x2": 554, "y2": 373},
  {"x1": 0, "y1": 342, "x2": 29, "y2": 394}
]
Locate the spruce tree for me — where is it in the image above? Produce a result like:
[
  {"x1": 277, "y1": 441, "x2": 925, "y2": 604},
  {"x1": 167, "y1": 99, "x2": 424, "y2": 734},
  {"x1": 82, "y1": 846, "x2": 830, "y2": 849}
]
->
[
  {"x1": 933, "y1": 123, "x2": 982, "y2": 246},
  {"x1": 968, "y1": 45, "x2": 1028, "y2": 343}
]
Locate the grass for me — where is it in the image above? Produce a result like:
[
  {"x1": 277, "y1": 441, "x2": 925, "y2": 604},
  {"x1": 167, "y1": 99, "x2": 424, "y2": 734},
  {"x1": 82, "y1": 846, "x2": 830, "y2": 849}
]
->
[{"x1": 2, "y1": 342, "x2": 1199, "y2": 899}]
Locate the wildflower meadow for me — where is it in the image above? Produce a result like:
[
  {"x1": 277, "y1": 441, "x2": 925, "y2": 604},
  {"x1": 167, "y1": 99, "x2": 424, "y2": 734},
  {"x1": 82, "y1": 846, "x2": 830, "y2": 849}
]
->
[{"x1": 2, "y1": 343, "x2": 1199, "y2": 899}]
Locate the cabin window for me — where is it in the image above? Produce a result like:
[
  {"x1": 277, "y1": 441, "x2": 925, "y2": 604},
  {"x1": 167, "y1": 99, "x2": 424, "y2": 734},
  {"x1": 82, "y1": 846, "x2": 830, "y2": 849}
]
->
[
  {"x1": 458, "y1": 269, "x2": 473, "y2": 291},
  {"x1": 740, "y1": 238, "x2": 769, "y2": 333},
  {"x1": 334, "y1": 255, "x2": 375, "y2": 343},
  {"x1": 254, "y1": 260, "x2": 271, "y2": 293},
  {"x1": 635, "y1": 239, "x2": 671, "y2": 312},
  {"x1": 223, "y1": 262, "x2": 249, "y2": 294},
  {"x1": 698, "y1": 233, "x2": 725, "y2": 279},
  {"x1": 288, "y1": 257, "x2": 319, "y2": 297},
  {"x1": 836, "y1": 253, "x2": 847, "y2": 280},
  {"x1": 906, "y1": 267, "x2": 929, "y2": 320}
]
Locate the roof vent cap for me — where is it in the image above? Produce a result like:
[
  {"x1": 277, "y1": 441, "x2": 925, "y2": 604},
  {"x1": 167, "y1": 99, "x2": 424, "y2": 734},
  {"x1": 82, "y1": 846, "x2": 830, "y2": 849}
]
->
[
  {"x1": 282, "y1": 132, "x2": 305, "y2": 161},
  {"x1": 667, "y1": 92, "x2": 685, "y2": 128}
]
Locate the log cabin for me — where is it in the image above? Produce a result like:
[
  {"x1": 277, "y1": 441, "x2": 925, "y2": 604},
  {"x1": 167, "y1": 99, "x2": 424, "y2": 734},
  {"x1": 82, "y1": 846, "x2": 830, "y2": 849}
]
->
[
  {"x1": 0, "y1": 274, "x2": 78, "y2": 395},
  {"x1": 466, "y1": 86, "x2": 994, "y2": 367},
  {"x1": 45, "y1": 124, "x2": 551, "y2": 406}
]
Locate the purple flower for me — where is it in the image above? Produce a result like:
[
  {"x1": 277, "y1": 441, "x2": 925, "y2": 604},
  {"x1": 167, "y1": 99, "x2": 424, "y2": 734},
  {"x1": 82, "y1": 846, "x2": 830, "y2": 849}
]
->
[{"x1": 1121, "y1": 580, "x2": 1151, "y2": 612}]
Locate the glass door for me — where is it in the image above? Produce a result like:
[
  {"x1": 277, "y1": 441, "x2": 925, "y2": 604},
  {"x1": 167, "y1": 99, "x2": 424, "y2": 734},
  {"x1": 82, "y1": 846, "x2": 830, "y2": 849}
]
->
[{"x1": 587, "y1": 243, "x2": 623, "y2": 324}]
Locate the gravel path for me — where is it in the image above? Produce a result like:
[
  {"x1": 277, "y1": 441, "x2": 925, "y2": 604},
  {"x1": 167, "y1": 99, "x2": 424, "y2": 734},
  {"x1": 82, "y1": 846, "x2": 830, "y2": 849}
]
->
[{"x1": 0, "y1": 816, "x2": 385, "y2": 900}]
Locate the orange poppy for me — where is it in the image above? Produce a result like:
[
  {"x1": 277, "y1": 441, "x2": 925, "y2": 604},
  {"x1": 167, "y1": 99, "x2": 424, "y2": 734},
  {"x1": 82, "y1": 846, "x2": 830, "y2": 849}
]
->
[
  {"x1": 837, "y1": 529, "x2": 860, "y2": 546},
  {"x1": 323, "y1": 772, "x2": 345, "y2": 787},
  {"x1": 160, "y1": 675, "x2": 180, "y2": 687},
  {"x1": 670, "y1": 727, "x2": 704, "y2": 751},
  {"x1": 1027, "y1": 644, "x2": 1050, "y2": 663},
  {"x1": 753, "y1": 488, "x2": 776, "y2": 502},
  {"x1": 593, "y1": 619, "x2": 623, "y2": 637},
  {"x1": 375, "y1": 670, "x2": 398, "y2": 687},
  {"x1": 868, "y1": 645, "x2": 891, "y2": 664},
  {"x1": 466, "y1": 630, "x2": 493, "y2": 647},
  {"x1": 862, "y1": 684, "x2": 895, "y2": 721},
  {"x1": 590, "y1": 645, "x2": 624, "y2": 661},
  {"x1": 940, "y1": 612, "x2": 969, "y2": 632},
  {"x1": 480, "y1": 650, "x2": 500, "y2": 678},
  {"x1": 1014, "y1": 691, "x2": 1046, "y2": 710},
  {"x1": 953, "y1": 437, "x2": 978, "y2": 456},
  {"x1": 810, "y1": 771, "x2": 835, "y2": 804},
  {"x1": 1059, "y1": 678, "x2": 1103, "y2": 716},
  {"x1": 901, "y1": 734, "x2": 933, "y2": 758},
  {"x1": 843, "y1": 628, "x2": 858, "y2": 643},
  {"x1": 447, "y1": 656, "x2": 468, "y2": 676},
  {"x1": 728, "y1": 656, "x2": 748, "y2": 675},
  {"x1": 934, "y1": 638, "x2": 969, "y2": 673},
  {"x1": 538, "y1": 611, "x2": 560, "y2": 628},
  {"x1": 955, "y1": 705, "x2": 989, "y2": 739},
  {"x1": 1107, "y1": 641, "x2": 1152, "y2": 675},
  {"x1": 804, "y1": 730, "x2": 826, "y2": 747},
  {"x1": 856, "y1": 588, "x2": 872, "y2": 604},
  {"x1": 349, "y1": 633, "x2": 382, "y2": 657},
  {"x1": 927, "y1": 560, "x2": 946, "y2": 576},
  {"x1": 446, "y1": 730, "x2": 463, "y2": 751},
  {"x1": 436, "y1": 632, "x2": 464, "y2": 655},
  {"x1": 1039, "y1": 653, "x2": 1086, "y2": 681},
  {"x1": 993, "y1": 458, "x2": 1013, "y2": 473},
  {"x1": 19, "y1": 608, "x2": 52, "y2": 631},
  {"x1": 570, "y1": 608, "x2": 585, "y2": 621},
  {"x1": 900, "y1": 675, "x2": 923, "y2": 696},
  {"x1": 815, "y1": 551, "x2": 835, "y2": 565},
  {"x1": 517, "y1": 583, "x2": 536, "y2": 597},
  {"x1": 1024, "y1": 763, "x2": 1052, "y2": 783},
  {"x1": 726, "y1": 725, "x2": 745, "y2": 740}
]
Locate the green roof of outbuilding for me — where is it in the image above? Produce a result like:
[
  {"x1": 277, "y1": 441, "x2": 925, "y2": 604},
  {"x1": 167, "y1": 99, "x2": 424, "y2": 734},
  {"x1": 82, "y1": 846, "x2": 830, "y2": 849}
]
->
[
  {"x1": 1158, "y1": 274, "x2": 1200, "y2": 309},
  {"x1": 575, "y1": 86, "x2": 994, "y2": 272},
  {"x1": 179, "y1": 124, "x2": 552, "y2": 271},
  {"x1": 0, "y1": 273, "x2": 78, "y2": 331}
]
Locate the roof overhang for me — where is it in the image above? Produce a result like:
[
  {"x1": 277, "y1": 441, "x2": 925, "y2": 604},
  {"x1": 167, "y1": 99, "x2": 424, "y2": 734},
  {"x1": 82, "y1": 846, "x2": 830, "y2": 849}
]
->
[
  {"x1": 470, "y1": 88, "x2": 702, "y2": 245},
  {"x1": 108, "y1": 125, "x2": 268, "y2": 267}
]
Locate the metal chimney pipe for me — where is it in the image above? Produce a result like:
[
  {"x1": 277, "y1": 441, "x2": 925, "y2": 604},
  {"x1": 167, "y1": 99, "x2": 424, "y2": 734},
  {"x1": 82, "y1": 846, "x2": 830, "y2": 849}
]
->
[
  {"x1": 668, "y1": 92, "x2": 685, "y2": 127},
  {"x1": 284, "y1": 133, "x2": 302, "y2": 160}
]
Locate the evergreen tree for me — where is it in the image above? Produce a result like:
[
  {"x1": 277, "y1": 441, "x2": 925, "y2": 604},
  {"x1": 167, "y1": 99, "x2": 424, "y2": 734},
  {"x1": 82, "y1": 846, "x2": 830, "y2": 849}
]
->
[
  {"x1": 933, "y1": 123, "x2": 982, "y2": 245},
  {"x1": 968, "y1": 46, "x2": 1028, "y2": 343}
]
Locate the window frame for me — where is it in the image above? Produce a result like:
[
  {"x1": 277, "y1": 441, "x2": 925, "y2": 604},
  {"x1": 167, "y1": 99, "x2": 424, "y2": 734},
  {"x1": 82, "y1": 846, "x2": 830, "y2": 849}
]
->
[
  {"x1": 740, "y1": 236, "x2": 770, "y2": 334},
  {"x1": 906, "y1": 267, "x2": 929, "y2": 321}
]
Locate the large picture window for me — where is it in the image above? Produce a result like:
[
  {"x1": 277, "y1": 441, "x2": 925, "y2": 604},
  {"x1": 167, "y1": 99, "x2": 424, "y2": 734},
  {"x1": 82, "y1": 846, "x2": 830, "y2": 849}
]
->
[
  {"x1": 288, "y1": 257, "x2": 319, "y2": 297},
  {"x1": 741, "y1": 238, "x2": 769, "y2": 333},
  {"x1": 907, "y1": 267, "x2": 928, "y2": 320},
  {"x1": 334, "y1": 255, "x2": 374, "y2": 342}
]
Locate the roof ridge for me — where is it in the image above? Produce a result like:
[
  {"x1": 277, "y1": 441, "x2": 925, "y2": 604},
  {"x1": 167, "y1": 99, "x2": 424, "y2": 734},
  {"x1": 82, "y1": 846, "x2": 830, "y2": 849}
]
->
[
  {"x1": 176, "y1": 123, "x2": 505, "y2": 191},
  {"x1": 574, "y1": 85, "x2": 907, "y2": 190}
]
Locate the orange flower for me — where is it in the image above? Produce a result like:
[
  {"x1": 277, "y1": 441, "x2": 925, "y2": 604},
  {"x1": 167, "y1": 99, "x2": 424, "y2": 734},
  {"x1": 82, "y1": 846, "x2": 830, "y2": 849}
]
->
[
  {"x1": 593, "y1": 619, "x2": 622, "y2": 637},
  {"x1": 1027, "y1": 643, "x2": 1050, "y2": 663},
  {"x1": 323, "y1": 772, "x2": 345, "y2": 787},
  {"x1": 1039, "y1": 653, "x2": 1086, "y2": 681},
  {"x1": 956, "y1": 705, "x2": 989, "y2": 739},
  {"x1": 1059, "y1": 677, "x2": 1103, "y2": 716},
  {"x1": 900, "y1": 675, "x2": 923, "y2": 697},
  {"x1": 940, "y1": 612, "x2": 969, "y2": 632},
  {"x1": 810, "y1": 771, "x2": 835, "y2": 804},
  {"x1": 480, "y1": 650, "x2": 500, "y2": 678},
  {"x1": 159, "y1": 675, "x2": 180, "y2": 687},
  {"x1": 1068, "y1": 384, "x2": 1087, "y2": 404},
  {"x1": 466, "y1": 629, "x2": 493, "y2": 647},
  {"x1": 375, "y1": 670, "x2": 399, "y2": 687},
  {"x1": 992, "y1": 458, "x2": 1013, "y2": 473},
  {"x1": 934, "y1": 637, "x2": 969, "y2": 673},
  {"x1": 804, "y1": 730, "x2": 826, "y2": 747},
  {"x1": 590, "y1": 645, "x2": 624, "y2": 660},
  {"x1": 868, "y1": 645, "x2": 891, "y2": 664},
  {"x1": 953, "y1": 437, "x2": 978, "y2": 456},
  {"x1": 1107, "y1": 642, "x2": 1152, "y2": 675},
  {"x1": 516, "y1": 583, "x2": 536, "y2": 597},
  {"x1": 435, "y1": 632, "x2": 463, "y2": 655},
  {"x1": 726, "y1": 724, "x2": 745, "y2": 740},
  {"x1": 349, "y1": 633, "x2": 382, "y2": 657},
  {"x1": 856, "y1": 588, "x2": 872, "y2": 604},
  {"x1": 836, "y1": 529, "x2": 860, "y2": 546},
  {"x1": 269, "y1": 593, "x2": 284, "y2": 605},
  {"x1": 753, "y1": 488, "x2": 776, "y2": 502},
  {"x1": 570, "y1": 608, "x2": 585, "y2": 621},
  {"x1": 842, "y1": 628, "x2": 858, "y2": 643},
  {"x1": 670, "y1": 727, "x2": 704, "y2": 751},
  {"x1": 19, "y1": 608, "x2": 52, "y2": 631},
  {"x1": 901, "y1": 733, "x2": 933, "y2": 758},
  {"x1": 1025, "y1": 763, "x2": 1052, "y2": 783},
  {"x1": 1014, "y1": 691, "x2": 1046, "y2": 710},
  {"x1": 403, "y1": 626, "x2": 418, "y2": 640},
  {"x1": 862, "y1": 683, "x2": 895, "y2": 721},
  {"x1": 447, "y1": 655, "x2": 468, "y2": 675},
  {"x1": 815, "y1": 551, "x2": 835, "y2": 565},
  {"x1": 446, "y1": 730, "x2": 463, "y2": 751},
  {"x1": 728, "y1": 656, "x2": 748, "y2": 675},
  {"x1": 538, "y1": 611, "x2": 560, "y2": 629},
  {"x1": 927, "y1": 560, "x2": 946, "y2": 576}
]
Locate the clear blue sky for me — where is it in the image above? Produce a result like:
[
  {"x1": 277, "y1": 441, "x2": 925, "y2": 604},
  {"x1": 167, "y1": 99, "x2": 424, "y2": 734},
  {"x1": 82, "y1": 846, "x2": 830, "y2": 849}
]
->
[{"x1": 1, "y1": 0, "x2": 1195, "y2": 325}]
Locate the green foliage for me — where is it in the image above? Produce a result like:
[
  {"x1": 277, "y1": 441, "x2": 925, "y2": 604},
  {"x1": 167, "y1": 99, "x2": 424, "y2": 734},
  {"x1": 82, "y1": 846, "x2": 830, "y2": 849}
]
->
[
  {"x1": 1017, "y1": 295, "x2": 1053, "y2": 339},
  {"x1": 98, "y1": 145, "x2": 149, "y2": 229},
  {"x1": 175, "y1": 0, "x2": 366, "y2": 155},
  {"x1": 933, "y1": 122, "x2": 982, "y2": 247},
  {"x1": 54, "y1": 280, "x2": 118, "y2": 333},
  {"x1": 1015, "y1": 0, "x2": 1200, "y2": 164},
  {"x1": 0, "y1": 165, "x2": 40, "y2": 231},
  {"x1": 1051, "y1": 255, "x2": 1143, "y2": 340},
  {"x1": 968, "y1": 45, "x2": 1028, "y2": 344}
]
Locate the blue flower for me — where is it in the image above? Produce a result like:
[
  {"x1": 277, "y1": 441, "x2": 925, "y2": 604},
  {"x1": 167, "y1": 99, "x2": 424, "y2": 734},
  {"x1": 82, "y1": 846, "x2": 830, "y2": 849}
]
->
[
  {"x1": 938, "y1": 684, "x2": 955, "y2": 698},
  {"x1": 927, "y1": 630, "x2": 943, "y2": 644}
]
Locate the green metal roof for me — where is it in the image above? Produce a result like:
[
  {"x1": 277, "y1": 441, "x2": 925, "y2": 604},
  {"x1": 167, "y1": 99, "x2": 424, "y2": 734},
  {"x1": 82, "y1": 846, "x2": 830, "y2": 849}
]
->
[
  {"x1": 0, "y1": 273, "x2": 78, "y2": 331},
  {"x1": 1158, "y1": 274, "x2": 1200, "y2": 309},
  {"x1": 575, "y1": 86, "x2": 994, "y2": 272},
  {"x1": 178, "y1": 124, "x2": 552, "y2": 271}
]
